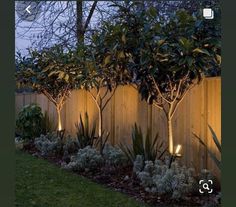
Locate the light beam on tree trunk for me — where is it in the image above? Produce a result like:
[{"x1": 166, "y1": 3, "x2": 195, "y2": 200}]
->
[
  {"x1": 151, "y1": 74, "x2": 196, "y2": 155},
  {"x1": 42, "y1": 89, "x2": 69, "y2": 133},
  {"x1": 56, "y1": 106, "x2": 62, "y2": 131},
  {"x1": 88, "y1": 86, "x2": 116, "y2": 153}
]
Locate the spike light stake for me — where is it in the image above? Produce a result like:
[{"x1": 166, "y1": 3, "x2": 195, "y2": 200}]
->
[{"x1": 168, "y1": 144, "x2": 182, "y2": 168}]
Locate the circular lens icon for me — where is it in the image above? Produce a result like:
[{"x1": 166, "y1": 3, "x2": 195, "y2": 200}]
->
[
  {"x1": 202, "y1": 183, "x2": 210, "y2": 190},
  {"x1": 16, "y1": 1, "x2": 43, "y2": 22}
]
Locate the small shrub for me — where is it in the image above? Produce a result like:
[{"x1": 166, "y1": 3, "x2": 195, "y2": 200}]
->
[
  {"x1": 63, "y1": 138, "x2": 79, "y2": 155},
  {"x1": 103, "y1": 144, "x2": 128, "y2": 167},
  {"x1": 34, "y1": 133, "x2": 62, "y2": 156},
  {"x1": 63, "y1": 146, "x2": 104, "y2": 172},
  {"x1": 134, "y1": 157, "x2": 195, "y2": 200},
  {"x1": 34, "y1": 132, "x2": 79, "y2": 158},
  {"x1": 16, "y1": 104, "x2": 43, "y2": 140},
  {"x1": 133, "y1": 155, "x2": 144, "y2": 174}
]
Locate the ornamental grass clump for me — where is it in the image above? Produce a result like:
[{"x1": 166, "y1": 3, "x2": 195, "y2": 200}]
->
[{"x1": 120, "y1": 123, "x2": 166, "y2": 163}]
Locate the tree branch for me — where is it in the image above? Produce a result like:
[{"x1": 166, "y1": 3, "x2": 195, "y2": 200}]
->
[
  {"x1": 102, "y1": 87, "x2": 117, "y2": 111},
  {"x1": 151, "y1": 76, "x2": 171, "y2": 104},
  {"x1": 83, "y1": 1, "x2": 98, "y2": 33},
  {"x1": 170, "y1": 83, "x2": 196, "y2": 119}
]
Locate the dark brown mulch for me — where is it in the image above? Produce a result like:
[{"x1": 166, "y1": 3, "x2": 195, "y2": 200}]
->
[{"x1": 21, "y1": 143, "x2": 220, "y2": 207}]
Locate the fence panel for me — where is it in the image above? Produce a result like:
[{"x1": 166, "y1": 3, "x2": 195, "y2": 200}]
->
[{"x1": 15, "y1": 77, "x2": 221, "y2": 175}]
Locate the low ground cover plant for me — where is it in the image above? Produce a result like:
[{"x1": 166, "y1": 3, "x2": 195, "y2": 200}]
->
[
  {"x1": 103, "y1": 144, "x2": 128, "y2": 167},
  {"x1": 133, "y1": 156, "x2": 195, "y2": 199},
  {"x1": 63, "y1": 146, "x2": 104, "y2": 172},
  {"x1": 34, "y1": 132, "x2": 78, "y2": 160}
]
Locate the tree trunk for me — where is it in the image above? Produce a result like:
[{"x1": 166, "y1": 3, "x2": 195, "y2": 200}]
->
[
  {"x1": 56, "y1": 106, "x2": 62, "y2": 131},
  {"x1": 98, "y1": 106, "x2": 104, "y2": 154},
  {"x1": 76, "y1": 0, "x2": 84, "y2": 45},
  {"x1": 167, "y1": 115, "x2": 174, "y2": 154},
  {"x1": 98, "y1": 107, "x2": 102, "y2": 138}
]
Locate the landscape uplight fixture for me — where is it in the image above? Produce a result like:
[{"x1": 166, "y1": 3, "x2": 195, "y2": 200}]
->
[
  {"x1": 57, "y1": 123, "x2": 65, "y2": 140},
  {"x1": 168, "y1": 144, "x2": 182, "y2": 168},
  {"x1": 175, "y1": 144, "x2": 182, "y2": 157}
]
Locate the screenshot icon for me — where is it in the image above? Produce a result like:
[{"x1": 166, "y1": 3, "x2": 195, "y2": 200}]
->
[
  {"x1": 203, "y1": 8, "x2": 214, "y2": 19},
  {"x1": 199, "y1": 179, "x2": 214, "y2": 194}
]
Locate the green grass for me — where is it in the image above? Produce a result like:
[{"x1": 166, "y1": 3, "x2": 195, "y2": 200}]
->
[{"x1": 15, "y1": 150, "x2": 147, "y2": 207}]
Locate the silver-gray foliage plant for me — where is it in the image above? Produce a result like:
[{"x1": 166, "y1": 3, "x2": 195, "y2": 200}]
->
[
  {"x1": 63, "y1": 146, "x2": 104, "y2": 172},
  {"x1": 133, "y1": 156, "x2": 195, "y2": 199},
  {"x1": 103, "y1": 144, "x2": 128, "y2": 167},
  {"x1": 34, "y1": 133, "x2": 62, "y2": 156}
]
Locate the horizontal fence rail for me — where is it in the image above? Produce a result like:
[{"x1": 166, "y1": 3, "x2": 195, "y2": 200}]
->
[{"x1": 15, "y1": 77, "x2": 221, "y2": 176}]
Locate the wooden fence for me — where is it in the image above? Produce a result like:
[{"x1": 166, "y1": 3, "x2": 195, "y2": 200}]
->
[{"x1": 15, "y1": 77, "x2": 221, "y2": 175}]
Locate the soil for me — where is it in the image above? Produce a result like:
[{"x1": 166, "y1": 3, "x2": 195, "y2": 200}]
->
[{"x1": 22, "y1": 143, "x2": 220, "y2": 207}]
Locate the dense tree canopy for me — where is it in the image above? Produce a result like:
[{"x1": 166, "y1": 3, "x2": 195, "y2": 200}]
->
[
  {"x1": 96, "y1": 2, "x2": 221, "y2": 153},
  {"x1": 16, "y1": 1, "x2": 221, "y2": 153},
  {"x1": 16, "y1": 45, "x2": 84, "y2": 130}
]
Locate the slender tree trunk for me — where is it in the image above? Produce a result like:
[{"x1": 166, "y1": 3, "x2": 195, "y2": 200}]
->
[
  {"x1": 56, "y1": 106, "x2": 62, "y2": 131},
  {"x1": 167, "y1": 115, "x2": 174, "y2": 154},
  {"x1": 98, "y1": 107, "x2": 103, "y2": 153},
  {"x1": 76, "y1": 0, "x2": 84, "y2": 45},
  {"x1": 98, "y1": 107, "x2": 102, "y2": 138},
  {"x1": 167, "y1": 103, "x2": 174, "y2": 154}
]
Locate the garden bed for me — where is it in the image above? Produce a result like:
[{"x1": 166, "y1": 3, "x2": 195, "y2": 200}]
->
[{"x1": 20, "y1": 142, "x2": 220, "y2": 207}]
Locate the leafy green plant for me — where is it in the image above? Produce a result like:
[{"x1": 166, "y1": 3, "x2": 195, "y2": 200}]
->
[
  {"x1": 15, "y1": 45, "x2": 83, "y2": 131},
  {"x1": 75, "y1": 112, "x2": 97, "y2": 149},
  {"x1": 193, "y1": 125, "x2": 221, "y2": 170},
  {"x1": 119, "y1": 123, "x2": 166, "y2": 163},
  {"x1": 16, "y1": 104, "x2": 43, "y2": 140}
]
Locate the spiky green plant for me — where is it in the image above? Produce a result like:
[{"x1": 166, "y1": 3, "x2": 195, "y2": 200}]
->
[
  {"x1": 75, "y1": 112, "x2": 97, "y2": 149},
  {"x1": 193, "y1": 125, "x2": 221, "y2": 170},
  {"x1": 119, "y1": 123, "x2": 166, "y2": 163}
]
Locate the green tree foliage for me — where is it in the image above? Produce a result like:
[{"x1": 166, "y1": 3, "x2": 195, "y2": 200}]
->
[
  {"x1": 16, "y1": 45, "x2": 83, "y2": 131},
  {"x1": 98, "y1": 2, "x2": 221, "y2": 154},
  {"x1": 77, "y1": 23, "x2": 134, "y2": 152}
]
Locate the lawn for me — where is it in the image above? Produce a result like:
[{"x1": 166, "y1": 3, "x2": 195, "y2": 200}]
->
[{"x1": 15, "y1": 150, "x2": 147, "y2": 207}]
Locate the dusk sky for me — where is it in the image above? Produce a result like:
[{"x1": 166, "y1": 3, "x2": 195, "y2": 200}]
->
[{"x1": 15, "y1": 1, "x2": 114, "y2": 55}]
